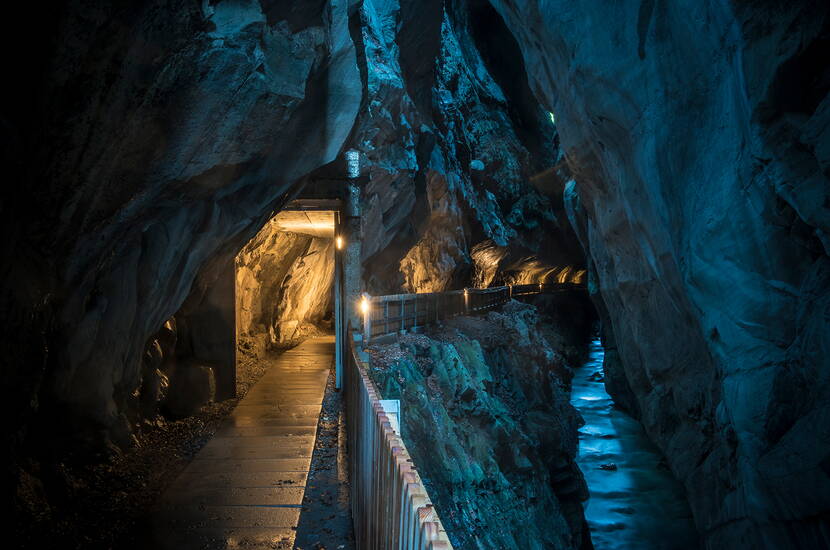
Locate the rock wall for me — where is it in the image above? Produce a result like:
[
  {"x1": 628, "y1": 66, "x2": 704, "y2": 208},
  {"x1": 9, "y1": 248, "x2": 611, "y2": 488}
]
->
[
  {"x1": 367, "y1": 300, "x2": 592, "y2": 550},
  {"x1": 352, "y1": 0, "x2": 584, "y2": 294},
  {"x1": 490, "y1": 1, "x2": 830, "y2": 547},
  {"x1": 2, "y1": 0, "x2": 360, "y2": 458},
  {"x1": 236, "y1": 219, "x2": 334, "y2": 349},
  {"x1": 1, "y1": 0, "x2": 587, "y2": 465}
]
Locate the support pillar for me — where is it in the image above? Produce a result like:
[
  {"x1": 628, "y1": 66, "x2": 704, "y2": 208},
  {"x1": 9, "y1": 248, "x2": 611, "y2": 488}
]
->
[
  {"x1": 344, "y1": 180, "x2": 363, "y2": 333},
  {"x1": 334, "y1": 213, "x2": 344, "y2": 389}
]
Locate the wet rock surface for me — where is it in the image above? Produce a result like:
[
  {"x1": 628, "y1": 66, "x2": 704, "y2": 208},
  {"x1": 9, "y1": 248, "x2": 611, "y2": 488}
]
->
[
  {"x1": 5, "y1": 1, "x2": 827, "y2": 548},
  {"x1": 4, "y1": 0, "x2": 361, "y2": 495},
  {"x1": 2, "y1": 0, "x2": 580, "y2": 486},
  {"x1": 490, "y1": 1, "x2": 830, "y2": 546},
  {"x1": 354, "y1": 0, "x2": 584, "y2": 294},
  {"x1": 367, "y1": 298, "x2": 593, "y2": 549}
]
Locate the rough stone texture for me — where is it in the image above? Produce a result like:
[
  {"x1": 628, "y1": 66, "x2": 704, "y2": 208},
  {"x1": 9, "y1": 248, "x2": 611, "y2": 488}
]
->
[
  {"x1": 1, "y1": 0, "x2": 589, "y2": 542},
  {"x1": 491, "y1": 1, "x2": 830, "y2": 547},
  {"x1": 367, "y1": 300, "x2": 592, "y2": 550},
  {"x1": 353, "y1": 0, "x2": 584, "y2": 294},
  {"x1": 270, "y1": 237, "x2": 334, "y2": 346},
  {"x1": 1, "y1": 0, "x2": 360, "y2": 460},
  {"x1": 236, "y1": 218, "x2": 334, "y2": 349}
]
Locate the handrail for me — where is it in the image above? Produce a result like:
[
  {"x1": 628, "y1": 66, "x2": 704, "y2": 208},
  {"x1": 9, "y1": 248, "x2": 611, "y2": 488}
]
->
[
  {"x1": 345, "y1": 330, "x2": 454, "y2": 549},
  {"x1": 362, "y1": 282, "x2": 585, "y2": 343}
]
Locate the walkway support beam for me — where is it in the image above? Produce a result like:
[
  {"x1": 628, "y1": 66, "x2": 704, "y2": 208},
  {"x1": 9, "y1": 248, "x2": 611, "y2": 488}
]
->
[
  {"x1": 334, "y1": 212, "x2": 344, "y2": 389},
  {"x1": 344, "y1": 180, "x2": 363, "y2": 331}
]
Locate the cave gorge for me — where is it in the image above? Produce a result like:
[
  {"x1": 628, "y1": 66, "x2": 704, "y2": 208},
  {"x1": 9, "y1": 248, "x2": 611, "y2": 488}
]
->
[{"x1": 3, "y1": 1, "x2": 829, "y2": 549}]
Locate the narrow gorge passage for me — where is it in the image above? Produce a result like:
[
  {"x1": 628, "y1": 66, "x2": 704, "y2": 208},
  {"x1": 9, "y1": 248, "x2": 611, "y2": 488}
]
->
[
  {"x1": 572, "y1": 339, "x2": 698, "y2": 549},
  {"x1": 6, "y1": 2, "x2": 828, "y2": 549}
]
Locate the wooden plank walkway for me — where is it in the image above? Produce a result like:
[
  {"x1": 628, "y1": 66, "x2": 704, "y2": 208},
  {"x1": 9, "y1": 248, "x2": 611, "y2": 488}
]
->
[{"x1": 148, "y1": 335, "x2": 334, "y2": 550}]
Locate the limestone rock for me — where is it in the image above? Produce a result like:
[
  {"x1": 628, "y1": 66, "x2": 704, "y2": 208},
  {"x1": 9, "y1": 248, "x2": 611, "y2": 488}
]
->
[
  {"x1": 492, "y1": 1, "x2": 830, "y2": 546},
  {"x1": 354, "y1": 0, "x2": 584, "y2": 294},
  {"x1": 236, "y1": 216, "x2": 335, "y2": 350},
  {"x1": 367, "y1": 300, "x2": 592, "y2": 549}
]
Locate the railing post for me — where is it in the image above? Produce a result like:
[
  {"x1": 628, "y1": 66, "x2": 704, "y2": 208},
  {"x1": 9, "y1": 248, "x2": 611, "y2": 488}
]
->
[{"x1": 362, "y1": 293, "x2": 371, "y2": 345}]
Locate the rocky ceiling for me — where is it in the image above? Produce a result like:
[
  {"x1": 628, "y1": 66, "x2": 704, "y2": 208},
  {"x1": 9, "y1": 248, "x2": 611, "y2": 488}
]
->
[
  {"x1": 2, "y1": 1, "x2": 828, "y2": 548},
  {"x1": 489, "y1": 1, "x2": 830, "y2": 547}
]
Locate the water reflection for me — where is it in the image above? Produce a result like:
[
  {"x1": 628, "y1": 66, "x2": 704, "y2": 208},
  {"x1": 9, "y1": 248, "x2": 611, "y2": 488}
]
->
[{"x1": 572, "y1": 339, "x2": 698, "y2": 549}]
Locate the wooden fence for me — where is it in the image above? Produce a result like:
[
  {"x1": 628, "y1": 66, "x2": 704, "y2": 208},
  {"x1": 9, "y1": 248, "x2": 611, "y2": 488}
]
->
[{"x1": 345, "y1": 332, "x2": 454, "y2": 549}]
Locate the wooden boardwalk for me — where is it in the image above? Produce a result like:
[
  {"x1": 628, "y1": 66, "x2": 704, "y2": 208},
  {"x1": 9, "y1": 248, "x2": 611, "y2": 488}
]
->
[{"x1": 148, "y1": 335, "x2": 334, "y2": 550}]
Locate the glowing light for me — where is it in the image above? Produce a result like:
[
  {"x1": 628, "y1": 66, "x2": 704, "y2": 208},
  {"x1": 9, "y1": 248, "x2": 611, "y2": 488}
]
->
[
  {"x1": 336, "y1": 236, "x2": 344, "y2": 250},
  {"x1": 360, "y1": 295, "x2": 370, "y2": 316},
  {"x1": 464, "y1": 288, "x2": 468, "y2": 296},
  {"x1": 549, "y1": 111, "x2": 556, "y2": 124},
  {"x1": 539, "y1": 282, "x2": 543, "y2": 290}
]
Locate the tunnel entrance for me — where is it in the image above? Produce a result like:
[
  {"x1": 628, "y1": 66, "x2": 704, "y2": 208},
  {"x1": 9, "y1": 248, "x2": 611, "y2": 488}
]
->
[
  {"x1": 142, "y1": 203, "x2": 354, "y2": 548},
  {"x1": 234, "y1": 201, "x2": 345, "y2": 392}
]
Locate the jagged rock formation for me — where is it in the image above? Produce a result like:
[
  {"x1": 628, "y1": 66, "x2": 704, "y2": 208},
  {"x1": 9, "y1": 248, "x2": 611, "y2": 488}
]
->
[
  {"x1": 1, "y1": 0, "x2": 581, "y2": 465},
  {"x1": 2, "y1": 0, "x2": 360, "y2": 461},
  {"x1": 367, "y1": 300, "x2": 591, "y2": 550},
  {"x1": 7, "y1": 1, "x2": 827, "y2": 548},
  {"x1": 353, "y1": 0, "x2": 584, "y2": 294},
  {"x1": 236, "y1": 217, "x2": 334, "y2": 349},
  {"x1": 491, "y1": 1, "x2": 830, "y2": 547}
]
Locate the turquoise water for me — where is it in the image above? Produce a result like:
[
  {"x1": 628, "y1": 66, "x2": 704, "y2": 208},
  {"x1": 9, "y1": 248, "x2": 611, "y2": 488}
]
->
[{"x1": 571, "y1": 339, "x2": 698, "y2": 549}]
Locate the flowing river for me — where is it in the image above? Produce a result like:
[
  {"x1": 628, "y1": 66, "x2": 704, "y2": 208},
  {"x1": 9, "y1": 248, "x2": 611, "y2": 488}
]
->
[{"x1": 571, "y1": 338, "x2": 699, "y2": 549}]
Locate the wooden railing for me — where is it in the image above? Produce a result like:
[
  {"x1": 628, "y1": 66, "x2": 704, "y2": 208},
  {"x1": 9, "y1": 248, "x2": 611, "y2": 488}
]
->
[
  {"x1": 345, "y1": 331, "x2": 453, "y2": 549},
  {"x1": 361, "y1": 282, "x2": 584, "y2": 343}
]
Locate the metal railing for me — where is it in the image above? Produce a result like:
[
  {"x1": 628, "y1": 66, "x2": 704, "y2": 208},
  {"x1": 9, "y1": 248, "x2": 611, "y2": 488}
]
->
[
  {"x1": 345, "y1": 331, "x2": 453, "y2": 550},
  {"x1": 362, "y1": 282, "x2": 584, "y2": 342}
]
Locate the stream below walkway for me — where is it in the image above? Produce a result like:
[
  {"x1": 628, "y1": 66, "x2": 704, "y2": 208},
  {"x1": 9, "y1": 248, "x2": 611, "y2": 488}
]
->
[{"x1": 571, "y1": 338, "x2": 698, "y2": 549}]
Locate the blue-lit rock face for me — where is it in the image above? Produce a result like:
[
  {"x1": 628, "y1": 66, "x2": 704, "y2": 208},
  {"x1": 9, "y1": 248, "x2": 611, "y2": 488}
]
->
[
  {"x1": 2, "y1": 0, "x2": 361, "y2": 450},
  {"x1": 367, "y1": 301, "x2": 592, "y2": 549},
  {"x1": 352, "y1": 0, "x2": 584, "y2": 294},
  {"x1": 2, "y1": 0, "x2": 583, "y2": 458},
  {"x1": 491, "y1": 1, "x2": 830, "y2": 547}
]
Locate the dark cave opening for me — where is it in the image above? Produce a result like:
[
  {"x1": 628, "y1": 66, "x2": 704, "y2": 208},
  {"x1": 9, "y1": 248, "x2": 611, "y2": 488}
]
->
[
  {"x1": 464, "y1": 0, "x2": 553, "y2": 169},
  {"x1": 761, "y1": 23, "x2": 830, "y2": 121}
]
